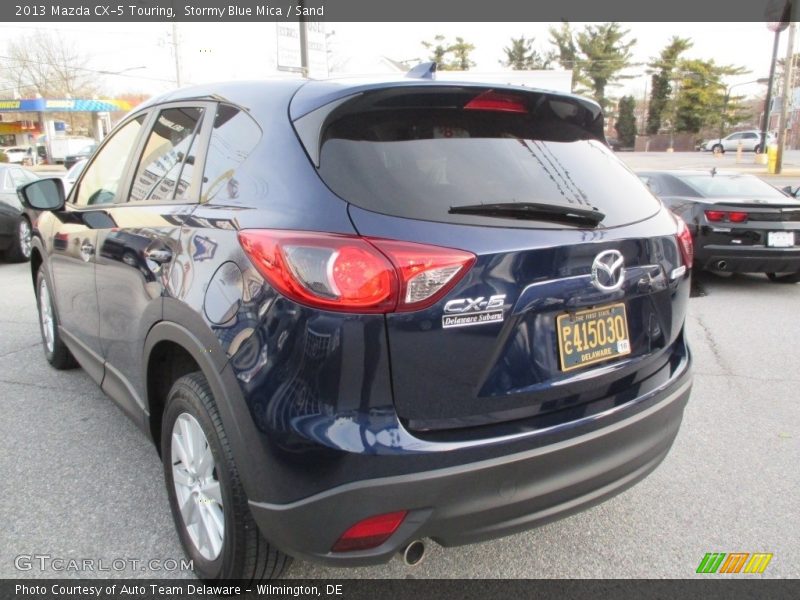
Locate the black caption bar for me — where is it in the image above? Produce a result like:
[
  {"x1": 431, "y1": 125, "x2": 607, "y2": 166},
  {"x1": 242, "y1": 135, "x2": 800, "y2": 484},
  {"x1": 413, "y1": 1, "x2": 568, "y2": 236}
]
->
[
  {"x1": 0, "y1": 0, "x2": 798, "y2": 22},
  {"x1": 3, "y1": 579, "x2": 800, "y2": 600}
]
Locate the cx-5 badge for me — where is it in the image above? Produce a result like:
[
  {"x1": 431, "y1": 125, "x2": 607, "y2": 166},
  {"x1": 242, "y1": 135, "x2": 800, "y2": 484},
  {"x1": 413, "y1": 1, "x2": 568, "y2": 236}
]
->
[{"x1": 442, "y1": 294, "x2": 506, "y2": 329}]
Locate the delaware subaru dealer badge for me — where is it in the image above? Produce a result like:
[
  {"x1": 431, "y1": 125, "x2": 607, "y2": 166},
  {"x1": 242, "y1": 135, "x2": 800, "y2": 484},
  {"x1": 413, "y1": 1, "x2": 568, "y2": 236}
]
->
[{"x1": 442, "y1": 295, "x2": 506, "y2": 329}]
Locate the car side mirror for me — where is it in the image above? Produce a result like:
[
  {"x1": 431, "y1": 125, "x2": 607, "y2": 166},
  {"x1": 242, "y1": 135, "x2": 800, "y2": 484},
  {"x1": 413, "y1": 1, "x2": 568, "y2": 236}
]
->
[
  {"x1": 18, "y1": 178, "x2": 65, "y2": 211},
  {"x1": 781, "y1": 185, "x2": 800, "y2": 197}
]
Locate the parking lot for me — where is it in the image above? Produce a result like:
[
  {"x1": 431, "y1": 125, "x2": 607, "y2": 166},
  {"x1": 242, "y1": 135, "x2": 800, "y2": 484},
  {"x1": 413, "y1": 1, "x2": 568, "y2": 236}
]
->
[{"x1": 1, "y1": 153, "x2": 799, "y2": 578}]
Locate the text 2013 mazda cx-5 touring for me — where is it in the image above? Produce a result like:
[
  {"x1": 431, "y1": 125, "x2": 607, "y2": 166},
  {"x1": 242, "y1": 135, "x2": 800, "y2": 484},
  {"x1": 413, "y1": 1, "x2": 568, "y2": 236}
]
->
[{"x1": 19, "y1": 78, "x2": 693, "y2": 580}]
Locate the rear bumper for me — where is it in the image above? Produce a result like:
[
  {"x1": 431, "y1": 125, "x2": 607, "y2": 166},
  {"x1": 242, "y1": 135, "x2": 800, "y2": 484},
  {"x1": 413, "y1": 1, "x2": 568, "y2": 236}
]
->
[
  {"x1": 249, "y1": 356, "x2": 692, "y2": 566},
  {"x1": 697, "y1": 244, "x2": 800, "y2": 273}
]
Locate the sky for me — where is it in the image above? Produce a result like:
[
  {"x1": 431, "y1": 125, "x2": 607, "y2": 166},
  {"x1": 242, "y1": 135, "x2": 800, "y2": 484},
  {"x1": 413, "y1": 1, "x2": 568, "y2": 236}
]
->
[{"x1": 1, "y1": 21, "x2": 795, "y2": 102}]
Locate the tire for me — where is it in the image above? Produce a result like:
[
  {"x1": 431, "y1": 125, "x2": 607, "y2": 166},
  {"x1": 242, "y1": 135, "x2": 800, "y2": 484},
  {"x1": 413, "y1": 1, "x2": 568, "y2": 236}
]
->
[
  {"x1": 754, "y1": 144, "x2": 762, "y2": 154},
  {"x1": 712, "y1": 144, "x2": 724, "y2": 155},
  {"x1": 35, "y1": 267, "x2": 78, "y2": 369},
  {"x1": 6, "y1": 216, "x2": 32, "y2": 262},
  {"x1": 766, "y1": 272, "x2": 800, "y2": 283},
  {"x1": 162, "y1": 372, "x2": 291, "y2": 581}
]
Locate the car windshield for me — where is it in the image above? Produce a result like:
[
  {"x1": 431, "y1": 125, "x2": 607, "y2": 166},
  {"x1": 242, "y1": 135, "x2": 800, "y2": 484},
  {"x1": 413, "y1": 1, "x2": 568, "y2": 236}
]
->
[{"x1": 679, "y1": 174, "x2": 788, "y2": 198}]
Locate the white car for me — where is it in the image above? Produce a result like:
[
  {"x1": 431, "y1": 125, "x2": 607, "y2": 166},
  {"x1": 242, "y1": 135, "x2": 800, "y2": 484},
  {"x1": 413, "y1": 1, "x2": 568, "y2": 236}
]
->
[
  {"x1": 703, "y1": 131, "x2": 775, "y2": 153},
  {"x1": 2, "y1": 146, "x2": 36, "y2": 164}
]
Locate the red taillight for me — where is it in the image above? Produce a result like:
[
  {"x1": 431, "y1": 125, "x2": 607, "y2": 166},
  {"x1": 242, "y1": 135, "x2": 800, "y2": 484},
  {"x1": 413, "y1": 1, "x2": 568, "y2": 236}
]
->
[
  {"x1": 238, "y1": 230, "x2": 475, "y2": 313},
  {"x1": 464, "y1": 90, "x2": 528, "y2": 113},
  {"x1": 704, "y1": 210, "x2": 749, "y2": 223},
  {"x1": 368, "y1": 239, "x2": 476, "y2": 312},
  {"x1": 331, "y1": 510, "x2": 408, "y2": 553},
  {"x1": 675, "y1": 215, "x2": 694, "y2": 267}
]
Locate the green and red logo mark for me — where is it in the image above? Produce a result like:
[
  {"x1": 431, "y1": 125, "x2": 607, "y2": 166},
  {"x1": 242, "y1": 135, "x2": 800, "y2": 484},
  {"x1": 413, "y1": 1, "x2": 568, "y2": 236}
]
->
[{"x1": 696, "y1": 552, "x2": 773, "y2": 574}]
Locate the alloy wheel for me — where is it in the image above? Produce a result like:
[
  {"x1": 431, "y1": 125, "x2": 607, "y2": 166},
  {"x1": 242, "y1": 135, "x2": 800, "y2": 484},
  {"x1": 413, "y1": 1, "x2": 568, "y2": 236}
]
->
[
  {"x1": 19, "y1": 219, "x2": 32, "y2": 259},
  {"x1": 171, "y1": 413, "x2": 224, "y2": 561},
  {"x1": 38, "y1": 277, "x2": 55, "y2": 354}
]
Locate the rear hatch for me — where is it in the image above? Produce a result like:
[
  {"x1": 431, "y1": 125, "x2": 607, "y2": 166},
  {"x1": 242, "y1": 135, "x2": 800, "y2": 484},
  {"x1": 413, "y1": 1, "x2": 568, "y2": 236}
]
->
[{"x1": 293, "y1": 84, "x2": 690, "y2": 432}]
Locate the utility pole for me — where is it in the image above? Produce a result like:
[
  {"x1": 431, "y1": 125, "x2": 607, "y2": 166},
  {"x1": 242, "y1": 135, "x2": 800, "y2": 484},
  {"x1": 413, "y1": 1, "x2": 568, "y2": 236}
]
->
[
  {"x1": 760, "y1": 30, "x2": 782, "y2": 155},
  {"x1": 171, "y1": 23, "x2": 182, "y2": 87},
  {"x1": 776, "y1": 22, "x2": 796, "y2": 173},
  {"x1": 298, "y1": 0, "x2": 308, "y2": 77}
]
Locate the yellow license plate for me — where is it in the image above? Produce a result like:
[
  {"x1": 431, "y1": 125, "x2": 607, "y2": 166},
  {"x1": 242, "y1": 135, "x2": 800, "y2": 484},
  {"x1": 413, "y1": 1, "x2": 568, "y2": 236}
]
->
[{"x1": 556, "y1": 303, "x2": 631, "y2": 372}]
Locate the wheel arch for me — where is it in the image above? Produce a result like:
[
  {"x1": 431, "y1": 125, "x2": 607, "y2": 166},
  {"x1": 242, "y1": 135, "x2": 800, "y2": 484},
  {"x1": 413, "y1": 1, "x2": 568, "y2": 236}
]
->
[{"x1": 143, "y1": 317, "x2": 276, "y2": 503}]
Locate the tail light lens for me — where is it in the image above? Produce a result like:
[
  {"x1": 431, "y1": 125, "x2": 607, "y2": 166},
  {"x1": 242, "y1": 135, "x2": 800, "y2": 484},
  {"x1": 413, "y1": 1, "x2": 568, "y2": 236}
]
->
[
  {"x1": 331, "y1": 510, "x2": 408, "y2": 553},
  {"x1": 675, "y1": 215, "x2": 694, "y2": 267},
  {"x1": 238, "y1": 230, "x2": 475, "y2": 313},
  {"x1": 704, "y1": 210, "x2": 749, "y2": 223}
]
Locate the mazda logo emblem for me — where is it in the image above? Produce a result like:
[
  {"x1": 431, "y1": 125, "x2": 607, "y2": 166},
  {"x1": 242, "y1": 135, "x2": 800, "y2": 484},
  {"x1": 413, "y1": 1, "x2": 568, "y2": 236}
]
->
[{"x1": 591, "y1": 250, "x2": 625, "y2": 292}]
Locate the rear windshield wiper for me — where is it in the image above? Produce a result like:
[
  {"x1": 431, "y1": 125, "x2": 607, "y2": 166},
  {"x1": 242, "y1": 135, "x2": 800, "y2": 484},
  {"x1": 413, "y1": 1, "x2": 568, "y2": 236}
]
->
[{"x1": 448, "y1": 202, "x2": 605, "y2": 226}]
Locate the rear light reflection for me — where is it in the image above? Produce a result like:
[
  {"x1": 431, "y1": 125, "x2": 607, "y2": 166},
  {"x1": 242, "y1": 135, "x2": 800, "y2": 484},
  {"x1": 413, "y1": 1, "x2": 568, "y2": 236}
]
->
[
  {"x1": 238, "y1": 230, "x2": 475, "y2": 313},
  {"x1": 675, "y1": 215, "x2": 694, "y2": 267},
  {"x1": 331, "y1": 510, "x2": 408, "y2": 553}
]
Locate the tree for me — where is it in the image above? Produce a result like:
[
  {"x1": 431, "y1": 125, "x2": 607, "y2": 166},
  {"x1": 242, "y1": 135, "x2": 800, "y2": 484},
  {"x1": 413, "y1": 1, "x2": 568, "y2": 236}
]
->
[
  {"x1": 1, "y1": 31, "x2": 101, "y2": 135},
  {"x1": 549, "y1": 22, "x2": 578, "y2": 88},
  {"x1": 500, "y1": 36, "x2": 554, "y2": 70},
  {"x1": 422, "y1": 35, "x2": 451, "y2": 67},
  {"x1": 646, "y1": 37, "x2": 693, "y2": 135},
  {"x1": 673, "y1": 59, "x2": 748, "y2": 134},
  {"x1": 449, "y1": 37, "x2": 476, "y2": 71},
  {"x1": 614, "y1": 96, "x2": 637, "y2": 147},
  {"x1": 2, "y1": 31, "x2": 98, "y2": 98},
  {"x1": 549, "y1": 22, "x2": 637, "y2": 110},
  {"x1": 421, "y1": 35, "x2": 476, "y2": 71}
]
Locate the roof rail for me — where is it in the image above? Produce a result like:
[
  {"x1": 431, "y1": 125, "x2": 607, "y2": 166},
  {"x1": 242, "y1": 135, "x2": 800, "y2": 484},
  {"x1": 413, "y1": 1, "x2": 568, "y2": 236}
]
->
[{"x1": 405, "y1": 62, "x2": 437, "y2": 80}]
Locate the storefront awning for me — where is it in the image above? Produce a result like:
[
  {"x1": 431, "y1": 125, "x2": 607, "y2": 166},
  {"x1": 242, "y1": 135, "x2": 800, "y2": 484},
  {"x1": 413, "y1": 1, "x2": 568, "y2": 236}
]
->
[{"x1": 0, "y1": 98, "x2": 132, "y2": 112}]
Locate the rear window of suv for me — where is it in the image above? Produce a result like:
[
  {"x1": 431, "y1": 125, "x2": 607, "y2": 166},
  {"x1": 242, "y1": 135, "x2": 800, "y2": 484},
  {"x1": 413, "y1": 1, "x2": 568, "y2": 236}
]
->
[{"x1": 311, "y1": 88, "x2": 661, "y2": 229}]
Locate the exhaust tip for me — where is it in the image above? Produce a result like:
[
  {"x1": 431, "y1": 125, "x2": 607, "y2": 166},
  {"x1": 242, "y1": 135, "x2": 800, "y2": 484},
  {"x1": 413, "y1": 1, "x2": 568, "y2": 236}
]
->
[
  {"x1": 716, "y1": 260, "x2": 728, "y2": 271},
  {"x1": 402, "y1": 540, "x2": 425, "y2": 566}
]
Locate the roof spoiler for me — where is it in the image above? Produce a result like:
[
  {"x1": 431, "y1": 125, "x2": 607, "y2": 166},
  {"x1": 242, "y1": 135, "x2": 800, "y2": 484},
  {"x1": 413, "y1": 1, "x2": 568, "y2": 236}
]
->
[{"x1": 405, "y1": 62, "x2": 437, "y2": 80}]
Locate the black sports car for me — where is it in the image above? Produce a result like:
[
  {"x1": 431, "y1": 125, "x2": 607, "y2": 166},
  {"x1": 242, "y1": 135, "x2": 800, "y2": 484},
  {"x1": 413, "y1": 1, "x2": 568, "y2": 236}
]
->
[
  {"x1": 638, "y1": 170, "x2": 800, "y2": 282},
  {"x1": 0, "y1": 163, "x2": 38, "y2": 261}
]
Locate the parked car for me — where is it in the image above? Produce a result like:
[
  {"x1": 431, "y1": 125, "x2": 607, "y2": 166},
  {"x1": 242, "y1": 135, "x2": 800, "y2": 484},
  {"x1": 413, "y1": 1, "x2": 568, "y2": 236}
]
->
[
  {"x1": 0, "y1": 163, "x2": 38, "y2": 261},
  {"x1": 19, "y1": 80, "x2": 693, "y2": 581},
  {"x1": 638, "y1": 170, "x2": 800, "y2": 281},
  {"x1": 702, "y1": 130, "x2": 774, "y2": 154},
  {"x1": 64, "y1": 142, "x2": 97, "y2": 169},
  {"x1": 1, "y1": 145, "x2": 36, "y2": 165},
  {"x1": 59, "y1": 158, "x2": 87, "y2": 196}
]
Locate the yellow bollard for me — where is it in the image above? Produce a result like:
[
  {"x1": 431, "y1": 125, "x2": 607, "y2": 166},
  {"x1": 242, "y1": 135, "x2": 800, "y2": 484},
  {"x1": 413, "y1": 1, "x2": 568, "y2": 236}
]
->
[{"x1": 767, "y1": 144, "x2": 778, "y2": 173}]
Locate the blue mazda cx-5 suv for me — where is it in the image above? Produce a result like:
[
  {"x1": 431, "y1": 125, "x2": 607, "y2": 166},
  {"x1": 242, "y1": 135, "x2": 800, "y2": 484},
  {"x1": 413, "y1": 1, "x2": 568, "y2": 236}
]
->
[{"x1": 19, "y1": 77, "x2": 693, "y2": 580}]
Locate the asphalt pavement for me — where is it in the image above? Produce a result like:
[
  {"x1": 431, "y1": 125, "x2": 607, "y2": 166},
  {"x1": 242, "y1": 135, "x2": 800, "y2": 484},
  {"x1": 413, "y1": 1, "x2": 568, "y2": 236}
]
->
[{"x1": 1, "y1": 152, "x2": 799, "y2": 578}]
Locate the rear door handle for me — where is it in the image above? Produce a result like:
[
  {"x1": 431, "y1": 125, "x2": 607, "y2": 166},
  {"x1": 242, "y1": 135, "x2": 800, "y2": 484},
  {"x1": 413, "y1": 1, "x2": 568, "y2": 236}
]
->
[{"x1": 144, "y1": 248, "x2": 173, "y2": 264}]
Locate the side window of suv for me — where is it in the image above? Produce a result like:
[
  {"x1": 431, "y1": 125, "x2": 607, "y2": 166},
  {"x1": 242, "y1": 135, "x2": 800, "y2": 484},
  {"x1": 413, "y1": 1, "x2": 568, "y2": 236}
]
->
[
  {"x1": 200, "y1": 104, "x2": 261, "y2": 204},
  {"x1": 743, "y1": 132, "x2": 758, "y2": 139},
  {"x1": 130, "y1": 107, "x2": 205, "y2": 202},
  {"x1": 74, "y1": 115, "x2": 146, "y2": 207}
]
